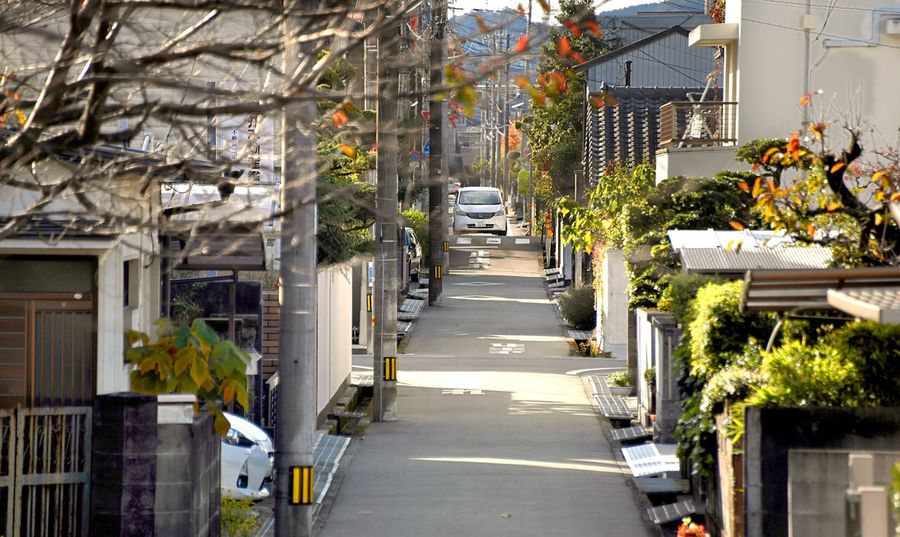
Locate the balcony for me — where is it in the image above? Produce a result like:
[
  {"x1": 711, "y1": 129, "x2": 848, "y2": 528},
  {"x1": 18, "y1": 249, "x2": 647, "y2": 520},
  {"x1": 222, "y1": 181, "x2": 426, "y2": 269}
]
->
[{"x1": 659, "y1": 101, "x2": 737, "y2": 148}]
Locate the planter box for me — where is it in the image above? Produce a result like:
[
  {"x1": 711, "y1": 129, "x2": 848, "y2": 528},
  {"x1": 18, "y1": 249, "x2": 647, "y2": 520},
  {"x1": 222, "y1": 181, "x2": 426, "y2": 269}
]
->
[{"x1": 610, "y1": 386, "x2": 632, "y2": 397}]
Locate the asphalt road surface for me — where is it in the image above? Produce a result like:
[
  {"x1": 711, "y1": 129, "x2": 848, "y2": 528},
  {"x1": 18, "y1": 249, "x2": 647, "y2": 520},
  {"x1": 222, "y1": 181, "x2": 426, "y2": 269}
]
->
[{"x1": 318, "y1": 236, "x2": 649, "y2": 537}]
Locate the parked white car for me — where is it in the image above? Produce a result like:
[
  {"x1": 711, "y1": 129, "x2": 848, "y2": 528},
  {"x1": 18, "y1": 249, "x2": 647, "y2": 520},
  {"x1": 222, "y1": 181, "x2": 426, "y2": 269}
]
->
[
  {"x1": 221, "y1": 412, "x2": 274, "y2": 500},
  {"x1": 453, "y1": 187, "x2": 507, "y2": 235}
]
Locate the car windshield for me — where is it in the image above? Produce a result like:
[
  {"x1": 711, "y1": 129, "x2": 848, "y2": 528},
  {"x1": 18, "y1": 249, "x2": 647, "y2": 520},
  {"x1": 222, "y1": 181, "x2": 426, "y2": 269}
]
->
[{"x1": 458, "y1": 190, "x2": 501, "y2": 205}]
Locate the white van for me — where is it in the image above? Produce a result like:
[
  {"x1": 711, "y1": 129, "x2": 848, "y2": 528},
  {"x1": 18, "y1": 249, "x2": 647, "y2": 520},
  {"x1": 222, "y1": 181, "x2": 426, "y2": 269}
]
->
[{"x1": 453, "y1": 187, "x2": 507, "y2": 235}]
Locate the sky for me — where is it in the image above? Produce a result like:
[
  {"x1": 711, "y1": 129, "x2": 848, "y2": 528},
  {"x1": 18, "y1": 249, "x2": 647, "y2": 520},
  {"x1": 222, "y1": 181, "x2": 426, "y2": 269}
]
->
[{"x1": 448, "y1": 0, "x2": 666, "y2": 15}]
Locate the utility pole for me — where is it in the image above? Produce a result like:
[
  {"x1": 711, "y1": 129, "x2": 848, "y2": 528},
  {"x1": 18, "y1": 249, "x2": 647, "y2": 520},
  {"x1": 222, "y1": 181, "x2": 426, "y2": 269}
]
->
[
  {"x1": 275, "y1": 0, "x2": 317, "y2": 535},
  {"x1": 502, "y1": 32, "x2": 510, "y2": 200},
  {"x1": 428, "y1": 0, "x2": 446, "y2": 305},
  {"x1": 373, "y1": 2, "x2": 400, "y2": 422}
]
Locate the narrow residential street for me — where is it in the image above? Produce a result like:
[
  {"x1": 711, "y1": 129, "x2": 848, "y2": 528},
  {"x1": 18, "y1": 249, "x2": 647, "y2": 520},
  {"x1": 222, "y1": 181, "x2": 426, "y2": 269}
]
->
[{"x1": 318, "y1": 237, "x2": 650, "y2": 536}]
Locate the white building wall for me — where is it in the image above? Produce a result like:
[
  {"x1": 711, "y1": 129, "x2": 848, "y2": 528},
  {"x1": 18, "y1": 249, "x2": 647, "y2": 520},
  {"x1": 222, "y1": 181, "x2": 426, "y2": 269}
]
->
[
  {"x1": 316, "y1": 263, "x2": 353, "y2": 415},
  {"x1": 726, "y1": 0, "x2": 900, "y2": 150},
  {"x1": 598, "y1": 249, "x2": 628, "y2": 359}
]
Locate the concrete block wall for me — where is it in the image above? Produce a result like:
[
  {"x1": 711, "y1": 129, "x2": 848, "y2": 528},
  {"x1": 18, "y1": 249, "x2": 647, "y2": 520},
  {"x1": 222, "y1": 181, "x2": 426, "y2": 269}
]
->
[
  {"x1": 744, "y1": 407, "x2": 900, "y2": 537},
  {"x1": 90, "y1": 393, "x2": 158, "y2": 537},
  {"x1": 155, "y1": 412, "x2": 221, "y2": 537}
]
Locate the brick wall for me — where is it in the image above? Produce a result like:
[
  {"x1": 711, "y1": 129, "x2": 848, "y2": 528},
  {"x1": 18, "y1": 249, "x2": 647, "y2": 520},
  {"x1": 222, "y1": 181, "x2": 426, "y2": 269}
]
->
[{"x1": 262, "y1": 292, "x2": 280, "y2": 380}]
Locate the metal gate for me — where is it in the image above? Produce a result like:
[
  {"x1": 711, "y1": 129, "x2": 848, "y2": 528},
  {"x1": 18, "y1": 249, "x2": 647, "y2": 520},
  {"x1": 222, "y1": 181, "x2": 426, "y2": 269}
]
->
[{"x1": 0, "y1": 407, "x2": 92, "y2": 537}]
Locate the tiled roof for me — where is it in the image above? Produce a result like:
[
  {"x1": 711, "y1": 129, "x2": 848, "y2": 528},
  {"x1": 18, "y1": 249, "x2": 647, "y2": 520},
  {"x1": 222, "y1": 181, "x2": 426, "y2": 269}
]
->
[{"x1": 827, "y1": 287, "x2": 900, "y2": 324}]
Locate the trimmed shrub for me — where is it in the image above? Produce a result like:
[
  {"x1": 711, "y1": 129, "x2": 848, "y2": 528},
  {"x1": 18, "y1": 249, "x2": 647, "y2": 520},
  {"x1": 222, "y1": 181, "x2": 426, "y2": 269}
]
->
[
  {"x1": 222, "y1": 497, "x2": 260, "y2": 537},
  {"x1": 557, "y1": 285, "x2": 596, "y2": 330},
  {"x1": 401, "y1": 208, "x2": 429, "y2": 262}
]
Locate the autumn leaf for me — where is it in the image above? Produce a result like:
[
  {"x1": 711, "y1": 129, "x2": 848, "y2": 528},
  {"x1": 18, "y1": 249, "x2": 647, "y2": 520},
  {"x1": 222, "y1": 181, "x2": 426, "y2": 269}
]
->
[
  {"x1": 516, "y1": 76, "x2": 530, "y2": 90},
  {"x1": 787, "y1": 131, "x2": 801, "y2": 160},
  {"x1": 892, "y1": 192, "x2": 900, "y2": 202},
  {"x1": 332, "y1": 110, "x2": 349, "y2": 128},
  {"x1": 808, "y1": 122, "x2": 826, "y2": 140},
  {"x1": 872, "y1": 170, "x2": 887, "y2": 183},
  {"x1": 550, "y1": 71, "x2": 568, "y2": 93},
  {"x1": 561, "y1": 19, "x2": 582, "y2": 37},
  {"x1": 738, "y1": 181, "x2": 750, "y2": 192},
  {"x1": 766, "y1": 179, "x2": 777, "y2": 193},
  {"x1": 221, "y1": 378, "x2": 237, "y2": 404},
  {"x1": 830, "y1": 162, "x2": 846, "y2": 174},
  {"x1": 558, "y1": 36, "x2": 571, "y2": 58},
  {"x1": 475, "y1": 14, "x2": 490, "y2": 34},
  {"x1": 807, "y1": 223, "x2": 816, "y2": 238},
  {"x1": 729, "y1": 220, "x2": 745, "y2": 231},
  {"x1": 584, "y1": 21, "x2": 602, "y2": 37},
  {"x1": 875, "y1": 213, "x2": 884, "y2": 226},
  {"x1": 762, "y1": 146, "x2": 779, "y2": 164},
  {"x1": 826, "y1": 201, "x2": 842, "y2": 212},
  {"x1": 570, "y1": 51, "x2": 586, "y2": 64},
  {"x1": 799, "y1": 93, "x2": 812, "y2": 106},
  {"x1": 213, "y1": 409, "x2": 230, "y2": 437},
  {"x1": 515, "y1": 34, "x2": 529, "y2": 53},
  {"x1": 589, "y1": 96, "x2": 605, "y2": 108},
  {"x1": 339, "y1": 144, "x2": 356, "y2": 157},
  {"x1": 538, "y1": 0, "x2": 550, "y2": 12}
]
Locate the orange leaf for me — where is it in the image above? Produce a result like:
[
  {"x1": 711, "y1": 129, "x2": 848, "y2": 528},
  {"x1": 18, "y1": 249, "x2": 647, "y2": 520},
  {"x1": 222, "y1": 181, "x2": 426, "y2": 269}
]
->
[
  {"x1": 767, "y1": 179, "x2": 777, "y2": 192},
  {"x1": 339, "y1": 144, "x2": 356, "y2": 157},
  {"x1": 558, "y1": 37, "x2": 571, "y2": 58},
  {"x1": 590, "y1": 96, "x2": 604, "y2": 108},
  {"x1": 826, "y1": 201, "x2": 842, "y2": 212},
  {"x1": 830, "y1": 162, "x2": 846, "y2": 174},
  {"x1": 475, "y1": 14, "x2": 490, "y2": 34},
  {"x1": 751, "y1": 177, "x2": 762, "y2": 198},
  {"x1": 550, "y1": 71, "x2": 568, "y2": 93},
  {"x1": 808, "y1": 122, "x2": 826, "y2": 140},
  {"x1": 892, "y1": 192, "x2": 900, "y2": 202},
  {"x1": 332, "y1": 110, "x2": 348, "y2": 128},
  {"x1": 729, "y1": 220, "x2": 745, "y2": 231},
  {"x1": 762, "y1": 146, "x2": 779, "y2": 164},
  {"x1": 570, "y1": 51, "x2": 586, "y2": 64},
  {"x1": 515, "y1": 76, "x2": 530, "y2": 90},
  {"x1": 738, "y1": 181, "x2": 750, "y2": 192},
  {"x1": 799, "y1": 94, "x2": 811, "y2": 106},
  {"x1": 515, "y1": 34, "x2": 529, "y2": 53},
  {"x1": 538, "y1": 0, "x2": 550, "y2": 12},
  {"x1": 584, "y1": 21, "x2": 602, "y2": 37},
  {"x1": 561, "y1": 19, "x2": 582, "y2": 37},
  {"x1": 807, "y1": 223, "x2": 816, "y2": 238}
]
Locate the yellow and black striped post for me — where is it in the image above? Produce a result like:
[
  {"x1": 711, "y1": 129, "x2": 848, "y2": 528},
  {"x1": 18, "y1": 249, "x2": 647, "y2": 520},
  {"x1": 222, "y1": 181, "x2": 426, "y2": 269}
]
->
[
  {"x1": 383, "y1": 356, "x2": 397, "y2": 381},
  {"x1": 442, "y1": 240, "x2": 449, "y2": 253},
  {"x1": 290, "y1": 466, "x2": 314, "y2": 505},
  {"x1": 432, "y1": 264, "x2": 443, "y2": 280},
  {"x1": 366, "y1": 293, "x2": 372, "y2": 312}
]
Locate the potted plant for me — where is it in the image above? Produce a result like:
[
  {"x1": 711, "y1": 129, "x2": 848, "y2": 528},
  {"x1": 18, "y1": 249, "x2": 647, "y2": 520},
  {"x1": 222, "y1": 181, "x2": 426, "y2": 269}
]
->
[
  {"x1": 644, "y1": 367, "x2": 657, "y2": 414},
  {"x1": 607, "y1": 371, "x2": 633, "y2": 396}
]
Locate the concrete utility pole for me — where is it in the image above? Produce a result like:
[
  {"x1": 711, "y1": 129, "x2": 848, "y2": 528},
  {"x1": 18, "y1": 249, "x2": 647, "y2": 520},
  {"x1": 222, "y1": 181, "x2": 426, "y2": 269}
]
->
[
  {"x1": 428, "y1": 0, "x2": 446, "y2": 305},
  {"x1": 373, "y1": 3, "x2": 400, "y2": 422},
  {"x1": 275, "y1": 0, "x2": 317, "y2": 535},
  {"x1": 502, "y1": 32, "x2": 510, "y2": 199}
]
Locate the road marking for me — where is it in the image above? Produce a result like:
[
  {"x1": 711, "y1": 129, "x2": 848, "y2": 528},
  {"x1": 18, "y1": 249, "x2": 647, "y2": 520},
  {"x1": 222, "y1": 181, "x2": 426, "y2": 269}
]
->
[
  {"x1": 441, "y1": 389, "x2": 485, "y2": 395},
  {"x1": 486, "y1": 237, "x2": 502, "y2": 245},
  {"x1": 456, "y1": 237, "x2": 472, "y2": 245},
  {"x1": 489, "y1": 343, "x2": 525, "y2": 354},
  {"x1": 352, "y1": 365, "x2": 373, "y2": 370},
  {"x1": 515, "y1": 238, "x2": 531, "y2": 245},
  {"x1": 565, "y1": 367, "x2": 625, "y2": 375},
  {"x1": 451, "y1": 282, "x2": 503, "y2": 287}
]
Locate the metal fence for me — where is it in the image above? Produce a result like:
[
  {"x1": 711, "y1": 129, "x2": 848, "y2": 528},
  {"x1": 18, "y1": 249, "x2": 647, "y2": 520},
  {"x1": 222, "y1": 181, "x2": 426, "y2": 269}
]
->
[
  {"x1": 0, "y1": 407, "x2": 91, "y2": 537},
  {"x1": 659, "y1": 101, "x2": 738, "y2": 148}
]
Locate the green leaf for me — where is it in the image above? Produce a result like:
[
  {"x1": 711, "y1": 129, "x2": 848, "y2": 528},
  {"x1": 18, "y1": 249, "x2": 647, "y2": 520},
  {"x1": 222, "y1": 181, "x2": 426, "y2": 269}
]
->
[
  {"x1": 174, "y1": 326, "x2": 191, "y2": 349},
  {"x1": 190, "y1": 354, "x2": 209, "y2": 388},
  {"x1": 236, "y1": 386, "x2": 249, "y2": 411},
  {"x1": 126, "y1": 330, "x2": 149, "y2": 347},
  {"x1": 190, "y1": 318, "x2": 218, "y2": 348}
]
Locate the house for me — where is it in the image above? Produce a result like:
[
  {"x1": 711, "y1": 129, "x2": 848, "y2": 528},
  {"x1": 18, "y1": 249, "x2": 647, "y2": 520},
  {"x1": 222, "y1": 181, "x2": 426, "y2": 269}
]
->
[
  {"x1": 657, "y1": 0, "x2": 900, "y2": 182},
  {"x1": 572, "y1": 23, "x2": 718, "y2": 358}
]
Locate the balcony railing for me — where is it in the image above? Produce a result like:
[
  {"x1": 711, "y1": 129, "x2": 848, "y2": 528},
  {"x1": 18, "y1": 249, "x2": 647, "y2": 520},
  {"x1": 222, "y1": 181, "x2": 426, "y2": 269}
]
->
[{"x1": 659, "y1": 101, "x2": 737, "y2": 148}]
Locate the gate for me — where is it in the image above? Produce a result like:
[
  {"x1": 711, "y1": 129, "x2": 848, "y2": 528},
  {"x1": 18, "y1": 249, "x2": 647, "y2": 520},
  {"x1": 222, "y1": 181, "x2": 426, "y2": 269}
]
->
[{"x1": 0, "y1": 407, "x2": 92, "y2": 537}]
